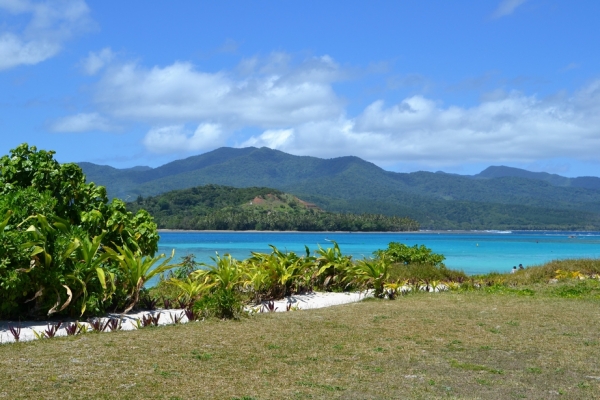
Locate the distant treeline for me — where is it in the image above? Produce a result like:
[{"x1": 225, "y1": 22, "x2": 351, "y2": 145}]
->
[
  {"x1": 152, "y1": 209, "x2": 419, "y2": 231},
  {"x1": 126, "y1": 185, "x2": 419, "y2": 232}
]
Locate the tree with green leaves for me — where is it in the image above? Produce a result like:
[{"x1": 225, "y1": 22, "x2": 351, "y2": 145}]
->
[{"x1": 0, "y1": 144, "x2": 165, "y2": 318}]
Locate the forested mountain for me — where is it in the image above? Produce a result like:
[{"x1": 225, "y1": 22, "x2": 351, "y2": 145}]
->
[
  {"x1": 474, "y1": 166, "x2": 600, "y2": 190},
  {"x1": 126, "y1": 185, "x2": 419, "y2": 232},
  {"x1": 80, "y1": 147, "x2": 600, "y2": 230}
]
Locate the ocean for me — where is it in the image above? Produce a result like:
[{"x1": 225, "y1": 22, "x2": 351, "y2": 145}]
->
[{"x1": 157, "y1": 230, "x2": 600, "y2": 276}]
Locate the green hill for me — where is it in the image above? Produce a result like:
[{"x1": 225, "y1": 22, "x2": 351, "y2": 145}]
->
[
  {"x1": 474, "y1": 166, "x2": 600, "y2": 190},
  {"x1": 79, "y1": 147, "x2": 600, "y2": 230},
  {"x1": 126, "y1": 185, "x2": 419, "y2": 231}
]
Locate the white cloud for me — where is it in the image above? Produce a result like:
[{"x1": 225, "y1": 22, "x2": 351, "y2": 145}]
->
[
  {"x1": 80, "y1": 47, "x2": 114, "y2": 75},
  {"x1": 142, "y1": 123, "x2": 225, "y2": 154},
  {"x1": 50, "y1": 112, "x2": 115, "y2": 132},
  {"x1": 241, "y1": 128, "x2": 295, "y2": 150},
  {"x1": 93, "y1": 55, "x2": 344, "y2": 128},
  {"x1": 55, "y1": 52, "x2": 600, "y2": 168},
  {"x1": 239, "y1": 81, "x2": 600, "y2": 167},
  {"x1": 492, "y1": 0, "x2": 528, "y2": 18},
  {"x1": 0, "y1": 0, "x2": 92, "y2": 70}
]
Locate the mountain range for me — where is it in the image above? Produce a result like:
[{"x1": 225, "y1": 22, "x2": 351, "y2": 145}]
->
[{"x1": 78, "y1": 147, "x2": 600, "y2": 230}]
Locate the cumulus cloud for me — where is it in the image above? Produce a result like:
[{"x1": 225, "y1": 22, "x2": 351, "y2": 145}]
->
[
  {"x1": 241, "y1": 129, "x2": 295, "y2": 150},
  {"x1": 142, "y1": 123, "x2": 225, "y2": 154},
  {"x1": 0, "y1": 0, "x2": 93, "y2": 70},
  {"x1": 54, "y1": 52, "x2": 600, "y2": 167},
  {"x1": 80, "y1": 47, "x2": 114, "y2": 75},
  {"x1": 50, "y1": 112, "x2": 115, "y2": 133},
  {"x1": 92, "y1": 55, "x2": 344, "y2": 129},
  {"x1": 492, "y1": 0, "x2": 528, "y2": 18},
  {"x1": 239, "y1": 81, "x2": 600, "y2": 167}
]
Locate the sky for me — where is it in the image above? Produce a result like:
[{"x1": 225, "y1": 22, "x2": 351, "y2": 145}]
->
[{"x1": 1, "y1": 0, "x2": 599, "y2": 177}]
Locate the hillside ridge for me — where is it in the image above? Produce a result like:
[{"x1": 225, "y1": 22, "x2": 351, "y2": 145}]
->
[
  {"x1": 79, "y1": 147, "x2": 600, "y2": 230},
  {"x1": 126, "y1": 184, "x2": 418, "y2": 231}
]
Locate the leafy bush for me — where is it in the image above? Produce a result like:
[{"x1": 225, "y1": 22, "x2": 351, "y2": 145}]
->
[
  {"x1": 388, "y1": 263, "x2": 467, "y2": 283},
  {"x1": 162, "y1": 241, "x2": 466, "y2": 315},
  {"x1": 372, "y1": 242, "x2": 463, "y2": 290},
  {"x1": 314, "y1": 242, "x2": 353, "y2": 291},
  {"x1": 374, "y1": 242, "x2": 446, "y2": 266},
  {"x1": 346, "y1": 258, "x2": 392, "y2": 298},
  {"x1": 193, "y1": 287, "x2": 245, "y2": 320},
  {"x1": 0, "y1": 144, "x2": 170, "y2": 319},
  {"x1": 245, "y1": 245, "x2": 317, "y2": 301},
  {"x1": 171, "y1": 254, "x2": 200, "y2": 279},
  {"x1": 161, "y1": 239, "x2": 470, "y2": 315},
  {"x1": 189, "y1": 253, "x2": 247, "y2": 319}
]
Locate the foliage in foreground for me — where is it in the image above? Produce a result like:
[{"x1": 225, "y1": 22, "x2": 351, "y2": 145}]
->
[
  {"x1": 0, "y1": 144, "x2": 178, "y2": 319},
  {"x1": 157, "y1": 239, "x2": 600, "y2": 320},
  {"x1": 156, "y1": 240, "x2": 458, "y2": 319}
]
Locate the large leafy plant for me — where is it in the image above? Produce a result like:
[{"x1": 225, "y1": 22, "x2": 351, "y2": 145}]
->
[
  {"x1": 191, "y1": 253, "x2": 246, "y2": 319},
  {"x1": 347, "y1": 258, "x2": 392, "y2": 298},
  {"x1": 104, "y1": 244, "x2": 177, "y2": 313},
  {"x1": 0, "y1": 144, "x2": 163, "y2": 318},
  {"x1": 315, "y1": 241, "x2": 353, "y2": 290}
]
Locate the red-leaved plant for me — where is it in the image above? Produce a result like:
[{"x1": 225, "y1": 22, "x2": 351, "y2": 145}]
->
[{"x1": 8, "y1": 323, "x2": 21, "y2": 342}]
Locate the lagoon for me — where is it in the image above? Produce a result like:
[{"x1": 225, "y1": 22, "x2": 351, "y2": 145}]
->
[{"x1": 157, "y1": 230, "x2": 600, "y2": 276}]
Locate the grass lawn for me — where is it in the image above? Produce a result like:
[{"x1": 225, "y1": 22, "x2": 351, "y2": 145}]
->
[{"x1": 1, "y1": 289, "x2": 600, "y2": 399}]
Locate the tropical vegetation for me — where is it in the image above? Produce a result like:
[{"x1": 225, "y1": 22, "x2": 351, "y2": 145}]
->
[
  {"x1": 149, "y1": 239, "x2": 457, "y2": 319},
  {"x1": 126, "y1": 185, "x2": 419, "y2": 231},
  {"x1": 0, "y1": 144, "x2": 178, "y2": 319}
]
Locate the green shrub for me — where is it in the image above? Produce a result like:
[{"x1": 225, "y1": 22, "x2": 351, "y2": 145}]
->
[
  {"x1": 347, "y1": 258, "x2": 391, "y2": 298},
  {"x1": 0, "y1": 144, "x2": 164, "y2": 319},
  {"x1": 388, "y1": 263, "x2": 467, "y2": 283},
  {"x1": 374, "y1": 242, "x2": 445, "y2": 266},
  {"x1": 193, "y1": 287, "x2": 245, "y2": 320}
]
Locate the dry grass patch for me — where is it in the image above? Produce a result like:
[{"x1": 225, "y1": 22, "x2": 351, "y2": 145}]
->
[{"x1": 2, "y1": 291, "x2": 600, "y2": 399}]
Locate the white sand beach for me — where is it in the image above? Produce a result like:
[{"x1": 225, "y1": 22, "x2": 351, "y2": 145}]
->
[{"x1": 0, "y1": 290, "x2": 374, "y2": 344}]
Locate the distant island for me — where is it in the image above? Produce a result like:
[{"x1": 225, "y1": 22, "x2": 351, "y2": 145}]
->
[
  {"x1": 126, "y1": 185, "x2": 419, "y2": 232},
  {"x1": 80, "y1": 146, "x2": 600, "y2": 230}
]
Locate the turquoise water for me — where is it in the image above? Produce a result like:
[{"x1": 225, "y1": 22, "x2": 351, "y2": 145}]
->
[{"x1": 157, "y1": 231, "x2": 600, "y2": 276}]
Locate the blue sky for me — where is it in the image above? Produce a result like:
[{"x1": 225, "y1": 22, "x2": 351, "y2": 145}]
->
[{"x1": 1, "y1": 0, "x2": 599, "y2": 177}]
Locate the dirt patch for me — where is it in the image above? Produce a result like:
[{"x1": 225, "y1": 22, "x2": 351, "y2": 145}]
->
[{"x1": 250, "y1": 196, "x2": 266, "y2": 205}]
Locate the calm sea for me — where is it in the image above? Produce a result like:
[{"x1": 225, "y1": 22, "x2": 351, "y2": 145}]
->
[{"x1": 157, "y1": 231, "x2": 600, "y2": 276}]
